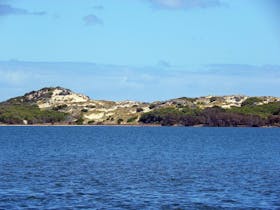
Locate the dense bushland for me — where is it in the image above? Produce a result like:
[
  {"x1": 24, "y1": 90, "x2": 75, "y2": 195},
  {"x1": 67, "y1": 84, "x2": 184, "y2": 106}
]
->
[
  {"x1": 0, "y1": 104, "x2": 68, "y2": 124},
  {"x1": 139, "y1": 102, "x2": 280, "y2": 127}
]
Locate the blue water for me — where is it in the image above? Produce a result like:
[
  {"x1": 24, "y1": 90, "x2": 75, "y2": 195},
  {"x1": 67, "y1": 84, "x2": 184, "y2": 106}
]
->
[{"x1": 0, "y1": 127, "x2": 280, "y2": 209}]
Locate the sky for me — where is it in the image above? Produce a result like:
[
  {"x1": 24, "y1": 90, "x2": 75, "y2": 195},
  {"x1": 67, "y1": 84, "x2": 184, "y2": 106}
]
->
[{"x1": 0, "y1": 0, "x2": 280, "y2": 101}]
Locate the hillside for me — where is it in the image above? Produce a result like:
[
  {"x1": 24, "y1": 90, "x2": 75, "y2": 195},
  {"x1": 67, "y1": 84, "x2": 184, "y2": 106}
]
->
[{"x1": 0, "y1": 87, "x2": 279, "y2": 127}]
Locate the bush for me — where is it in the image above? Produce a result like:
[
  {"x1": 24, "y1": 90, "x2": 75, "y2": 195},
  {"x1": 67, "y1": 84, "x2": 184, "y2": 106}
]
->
[
  {"x1": 86, "y1": 105, "x2": 96, "y2": 109},
  {"x1": 0, "y1": 104, "x2": 67, "y2": 124},
  {"x1": 75, "y1": 117, "x2": 84, "y2": 125},
  {"x1": 210, "y1": 97, "x2": 217, "y2": 103},
  {"x1": 52, "y1": 104, "x2": 68, "y2": 111},
  {"x1": 136, "y1": 108, "x2": 144, "y2": 112},
  {"x1": 139, "y1": 103, "x2": 280, "y2": 127},
  {"x1": 117, "y1": 118, "x2": 124, "y2": 124},
  {"x1": 127, "y1": 116, "x2": 138, "y2": 123},
  {"x1": 88, "y1": 120, "x2": 95, "y2": 124},
  {"x1": 149, "y1": 104, "x2": 156, "y2": 109},
  {"x1": 241, "y1": 97, "x2": 263, "y2": 106},
  {"x1": 230, "y1": 102, "x2": 280, "y2": 118}
]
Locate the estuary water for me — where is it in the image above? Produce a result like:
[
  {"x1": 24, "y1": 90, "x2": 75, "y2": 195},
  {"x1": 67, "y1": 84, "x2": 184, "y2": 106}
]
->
[{"x1": 0, "y1": 126, "x2": 279, "y2": 209}]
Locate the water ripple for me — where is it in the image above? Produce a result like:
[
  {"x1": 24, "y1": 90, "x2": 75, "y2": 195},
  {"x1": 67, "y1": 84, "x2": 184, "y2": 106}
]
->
[{"x1": 0, "y1": 127, "x2": 280, "y2": 209}]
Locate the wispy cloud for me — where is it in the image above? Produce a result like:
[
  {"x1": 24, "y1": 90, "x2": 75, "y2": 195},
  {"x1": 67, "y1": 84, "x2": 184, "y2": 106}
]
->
[
  {"x1": 83, "y1": 14, "x2": 103, "y2": 26},
  {"x1": 0, "y1": 3, "x2": 45, "y2": 16},
  {"x1": 92, "y1": 5, "x2": 104, "y2": 10},
  {"x1": 0, "y1": 61, "x2": 279, "y2": 102},
  {"x1": 145, "y1": 0, "x2": 225, "y2": 10},
  {"x1": 0, "y1": 70, "x2": 28, "y2": 84},
  {"x1": 157, "y1": 60, "x2": 171, "y2": 68}
]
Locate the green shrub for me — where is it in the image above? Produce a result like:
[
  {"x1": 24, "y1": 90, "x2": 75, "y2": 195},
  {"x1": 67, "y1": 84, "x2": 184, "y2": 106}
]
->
[
  {"x1": 75, "y1": 117, "x2": 84, "y2": 125},
  {"x1": 127, "y1": 116, "x2": 138, "y2": 123},
  {"x1": 139, "y1": 103, "x2": 280, "y2": 127},
  {"x1": 230, "y1": 102, "x2": 280, "y2": 118},
  {"x1": 241, "y1": 97, "x2": 263, "y2": 106},
  {"x1": 0, "y1": 104, "x2": 67, "y2": 124}
]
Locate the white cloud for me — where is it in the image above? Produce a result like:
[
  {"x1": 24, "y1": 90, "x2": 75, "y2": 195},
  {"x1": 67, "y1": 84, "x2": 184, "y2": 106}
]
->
[{"x1": 145, "y1": 0, "x2": 224, "y2": 10}]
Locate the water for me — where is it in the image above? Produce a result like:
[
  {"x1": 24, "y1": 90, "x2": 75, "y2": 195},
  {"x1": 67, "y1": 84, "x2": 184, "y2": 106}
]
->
[{"x1": 0, "y1": 127, "x2": 280, "y2": 209}]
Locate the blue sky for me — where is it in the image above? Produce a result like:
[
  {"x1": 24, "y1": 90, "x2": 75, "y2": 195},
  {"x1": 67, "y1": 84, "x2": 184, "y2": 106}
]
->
[{"x1": 0, "y1": 0, "x2": 280, "y2": 101}]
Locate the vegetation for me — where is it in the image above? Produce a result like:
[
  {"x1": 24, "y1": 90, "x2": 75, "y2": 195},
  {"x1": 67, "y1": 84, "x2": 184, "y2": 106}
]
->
[
  {"x1": 230, "y1": 102, "x2": 280, "y2": 118},
  {"x1": 127, "y1": 116, "x2": 138, "y2": 123},
  {"x1": 177, "y1": 97, "x2": 197, "y2": 102},
  {"x1": 149, "y1": 104, "x2": 156, "y2": 109},
  {"x1": 136, "y1": 108, "x2": 144, "y2": 112},
  {"x1": 117, "y1": 118, "x2": 124, "y2": 124},
  {"x1": 88, "y1": 120, "x2": 95, "y2": 124},
  {"x1": 86, "y1": 105, "x2": 96, "y2": 109},
  {"x1": 0, "y1": 103, "x2": 67, "y2": 124},
  {"x1": 139, "y1": 102, "x2": 280, "y2": 127},
  {"x1": 210, "y1": 97, "x2": 217, "y2": 103},
  {"x1": 75, "y1": 117, "x2": 84, "y2": 125},
  {"x1": 0, "y1": 87, "x2": 279, "y2": 127},
  {"x1": 52, "y1": 104, "x2": 68, "y2": 111},
  {"x1": 241, "y1": 97, "x2": 263, "y2": 106}
]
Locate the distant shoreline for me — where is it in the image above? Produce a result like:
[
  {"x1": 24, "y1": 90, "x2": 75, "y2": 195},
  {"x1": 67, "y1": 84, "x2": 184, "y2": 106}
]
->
[
  {"x1": 1, "y1": 87, "x2": 279, "y2": 128},
  {"x1": 0, "y1": 124, "x2": 161, "y2": 127},
  {"x1": 0, "y1": 124, "x2": 279, "y2": 128}
]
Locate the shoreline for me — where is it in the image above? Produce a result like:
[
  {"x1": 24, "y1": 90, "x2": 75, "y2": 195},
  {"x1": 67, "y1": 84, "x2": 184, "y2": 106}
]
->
[
  {"x1": 0, "y1": 124, "x2": 161, "y2": 127},
  {"x1": 0, "y1": 124, "x2": 279, "y2": 128}
]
